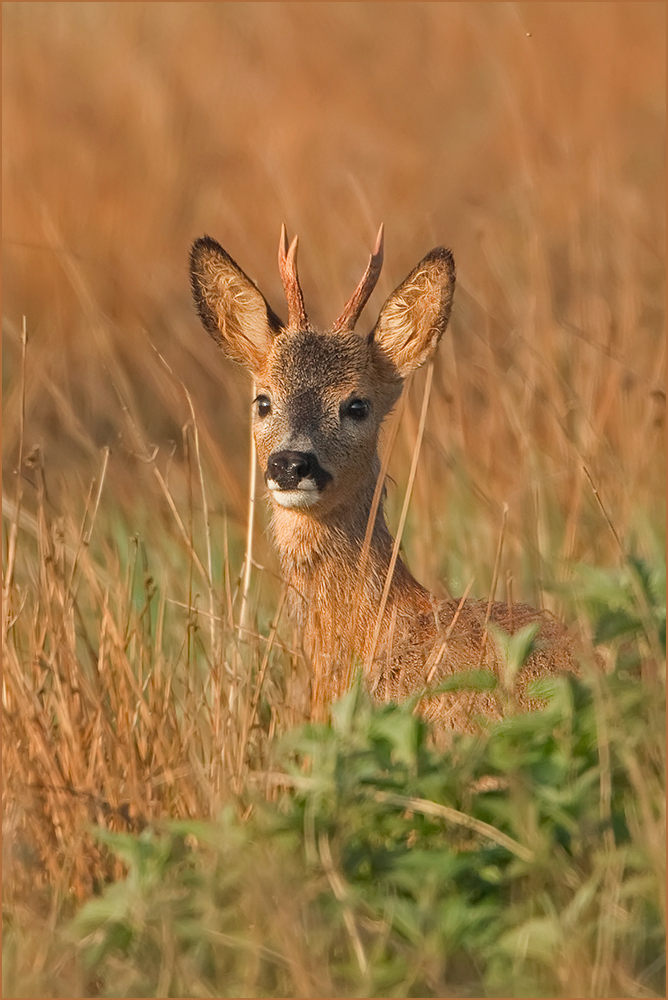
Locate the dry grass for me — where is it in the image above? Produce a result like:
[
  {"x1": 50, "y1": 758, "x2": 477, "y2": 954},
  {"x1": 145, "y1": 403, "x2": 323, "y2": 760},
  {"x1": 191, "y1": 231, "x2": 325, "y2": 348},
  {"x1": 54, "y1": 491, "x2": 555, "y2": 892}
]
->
[{"x1": 2, "y1": 3, "x2": 665, "y2": 996}]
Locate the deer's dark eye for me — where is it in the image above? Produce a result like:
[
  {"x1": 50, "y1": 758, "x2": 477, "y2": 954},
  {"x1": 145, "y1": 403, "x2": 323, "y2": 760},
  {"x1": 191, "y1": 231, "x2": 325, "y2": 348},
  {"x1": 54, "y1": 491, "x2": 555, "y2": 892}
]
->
[
  {"x1": 344, "y1": 398, "x2": 370, "y2": 421},
  {"x1": 255, "y1": 395, "x2": 272, "y2": 418}
]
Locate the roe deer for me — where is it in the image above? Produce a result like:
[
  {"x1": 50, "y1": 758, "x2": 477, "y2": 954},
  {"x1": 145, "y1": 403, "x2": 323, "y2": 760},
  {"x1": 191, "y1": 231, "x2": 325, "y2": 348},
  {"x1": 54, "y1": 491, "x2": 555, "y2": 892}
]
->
[{"x1": 189, "y1": 226, "x2": 577, "y2": 731}]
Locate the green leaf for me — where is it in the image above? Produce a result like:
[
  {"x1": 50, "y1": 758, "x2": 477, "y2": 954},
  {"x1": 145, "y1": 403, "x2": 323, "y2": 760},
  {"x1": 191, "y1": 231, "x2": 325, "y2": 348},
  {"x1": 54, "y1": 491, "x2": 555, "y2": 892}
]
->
[
  {"x1": 488, "y1": 622, "x2": 540, "y2": 691},
  {"x1": 497, "y1": 916, "x2": 562, "y2": 964}
]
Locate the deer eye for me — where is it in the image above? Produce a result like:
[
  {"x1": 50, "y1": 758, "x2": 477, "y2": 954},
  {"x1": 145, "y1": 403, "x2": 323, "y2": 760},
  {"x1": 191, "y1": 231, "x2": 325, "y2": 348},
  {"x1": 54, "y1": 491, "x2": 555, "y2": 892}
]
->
[
  {"x1": 255, "y1": 394, "x2": 272, "y2": 418},
  {"x1": 343, "y1": 398, "x2": 370, "y2": 421}
]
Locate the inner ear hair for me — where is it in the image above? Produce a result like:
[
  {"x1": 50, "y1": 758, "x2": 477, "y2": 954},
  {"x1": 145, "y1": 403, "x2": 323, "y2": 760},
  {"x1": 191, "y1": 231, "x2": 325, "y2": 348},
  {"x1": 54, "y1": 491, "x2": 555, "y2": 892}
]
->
[
  {"x1": 190, "y1": 236, "x2": 282, "y2": 371},
  {"x1": 372, "y1": 247, "x2": 455, "y2": 376}
]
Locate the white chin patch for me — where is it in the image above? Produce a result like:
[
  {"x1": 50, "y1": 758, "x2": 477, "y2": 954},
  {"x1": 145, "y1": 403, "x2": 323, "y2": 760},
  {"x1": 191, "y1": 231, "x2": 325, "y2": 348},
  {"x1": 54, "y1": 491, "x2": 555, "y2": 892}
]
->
[{"x1": 267, "y1": 483, "x2": 320, "y2": 510}]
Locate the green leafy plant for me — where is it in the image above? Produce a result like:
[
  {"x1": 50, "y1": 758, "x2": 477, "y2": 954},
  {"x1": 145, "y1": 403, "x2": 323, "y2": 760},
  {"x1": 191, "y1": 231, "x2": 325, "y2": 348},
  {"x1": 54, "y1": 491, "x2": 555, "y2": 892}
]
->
[{"x1": 68, "y1": 612, "x2": 665, "y2": 997}]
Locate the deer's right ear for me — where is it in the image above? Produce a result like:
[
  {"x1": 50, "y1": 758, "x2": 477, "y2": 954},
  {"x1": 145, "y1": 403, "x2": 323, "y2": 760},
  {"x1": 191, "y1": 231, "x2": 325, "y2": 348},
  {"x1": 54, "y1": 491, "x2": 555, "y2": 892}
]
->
[{"x1": 190, "y1": 236, "x2": 282, "y2": 373}]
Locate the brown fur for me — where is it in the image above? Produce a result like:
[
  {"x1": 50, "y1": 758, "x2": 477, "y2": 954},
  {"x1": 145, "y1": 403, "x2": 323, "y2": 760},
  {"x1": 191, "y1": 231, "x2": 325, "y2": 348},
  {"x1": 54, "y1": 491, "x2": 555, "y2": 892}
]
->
[{"x1": 190, "y1": 230, "x2": 578, "y2": 731}]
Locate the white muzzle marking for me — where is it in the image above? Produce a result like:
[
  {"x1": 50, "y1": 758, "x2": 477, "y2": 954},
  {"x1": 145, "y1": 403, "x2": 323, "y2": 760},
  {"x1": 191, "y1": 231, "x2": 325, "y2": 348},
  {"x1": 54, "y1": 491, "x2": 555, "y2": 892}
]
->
[{"x1": 267, "y1": 480, "x2": 320, "y2": 510}]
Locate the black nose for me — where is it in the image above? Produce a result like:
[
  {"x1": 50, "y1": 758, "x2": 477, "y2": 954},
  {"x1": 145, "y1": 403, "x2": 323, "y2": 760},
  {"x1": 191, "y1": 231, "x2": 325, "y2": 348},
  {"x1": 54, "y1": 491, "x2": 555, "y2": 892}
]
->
[{"x1": 267, "y1": 450, "x2": 314, "y2": 489}]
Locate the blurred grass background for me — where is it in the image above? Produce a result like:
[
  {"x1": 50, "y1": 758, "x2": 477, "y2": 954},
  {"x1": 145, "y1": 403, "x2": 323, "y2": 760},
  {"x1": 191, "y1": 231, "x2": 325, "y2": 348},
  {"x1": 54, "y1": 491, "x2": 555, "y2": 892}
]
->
[
  {"x1": 3, "y1": 2, "x2": 664, "y2": 574},
  {"x1": 2, "y1": 2, "x2": 665, "y2": 996}
]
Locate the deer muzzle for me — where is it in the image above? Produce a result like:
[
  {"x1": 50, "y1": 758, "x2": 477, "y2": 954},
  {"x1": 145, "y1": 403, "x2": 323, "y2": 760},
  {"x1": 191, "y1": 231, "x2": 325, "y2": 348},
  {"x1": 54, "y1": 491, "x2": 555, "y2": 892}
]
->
[{"x1": 265, "y1": 450, "x2": 332, "y2": 509}]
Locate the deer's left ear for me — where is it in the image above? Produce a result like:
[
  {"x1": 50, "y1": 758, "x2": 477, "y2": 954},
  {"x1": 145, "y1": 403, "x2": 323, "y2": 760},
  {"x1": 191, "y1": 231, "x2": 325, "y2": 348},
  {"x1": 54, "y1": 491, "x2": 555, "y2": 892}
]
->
[{"x1": 371, "y1": 247, "x2": 455, "y2": 377}]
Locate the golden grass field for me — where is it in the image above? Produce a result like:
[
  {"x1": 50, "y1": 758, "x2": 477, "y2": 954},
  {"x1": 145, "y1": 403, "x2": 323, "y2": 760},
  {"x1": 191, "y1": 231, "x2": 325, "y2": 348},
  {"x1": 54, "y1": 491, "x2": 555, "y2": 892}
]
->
[{"x1": 2, "y1": 3, "x2": 665, "y2": 996}]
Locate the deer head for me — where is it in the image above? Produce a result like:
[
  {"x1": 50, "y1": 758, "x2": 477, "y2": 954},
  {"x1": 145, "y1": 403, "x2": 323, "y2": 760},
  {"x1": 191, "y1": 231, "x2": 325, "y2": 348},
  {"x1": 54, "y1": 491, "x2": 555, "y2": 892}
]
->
[{"x1": 189, "y1": 227, "x2": 455, "y2": 519}]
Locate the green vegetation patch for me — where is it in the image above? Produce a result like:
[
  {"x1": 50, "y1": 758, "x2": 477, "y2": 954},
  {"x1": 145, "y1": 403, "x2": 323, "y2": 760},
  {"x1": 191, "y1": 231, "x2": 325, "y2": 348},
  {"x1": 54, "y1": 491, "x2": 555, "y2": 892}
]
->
[{"x1": 66, "y1": 655, "x2": 664, "y2": 999}]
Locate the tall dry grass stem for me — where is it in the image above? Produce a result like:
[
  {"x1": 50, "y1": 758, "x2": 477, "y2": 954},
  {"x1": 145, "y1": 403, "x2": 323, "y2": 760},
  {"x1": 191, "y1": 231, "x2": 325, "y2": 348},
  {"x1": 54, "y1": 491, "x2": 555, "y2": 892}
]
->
[
  {"x1": 366, "y1": 361, "x2": 434, "y2": 672},
  {"x1": 341, "y1": 392, "x2": 407, "y2": 692},
  {"x1": 238, "y1": 384, "x2": 258, "y2": 640},
  {"x1": 3, "y1": 316, "x2": 27, "y2": 630}
]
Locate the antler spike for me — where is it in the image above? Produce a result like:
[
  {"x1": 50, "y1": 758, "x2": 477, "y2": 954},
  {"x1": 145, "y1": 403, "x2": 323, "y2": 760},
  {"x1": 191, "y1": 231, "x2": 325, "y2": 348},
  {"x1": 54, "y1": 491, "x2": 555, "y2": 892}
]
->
[
  {"x1": 332, "y1": 224, "x2": 385, "y2": 333},
  {"x1": 278, "y1": 225, "x2": 308, "y2": 330}
]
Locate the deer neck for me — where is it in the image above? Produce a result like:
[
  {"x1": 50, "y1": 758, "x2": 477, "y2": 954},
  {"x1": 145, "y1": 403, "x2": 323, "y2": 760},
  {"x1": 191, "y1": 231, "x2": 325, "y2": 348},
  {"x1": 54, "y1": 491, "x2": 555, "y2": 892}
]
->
[{"x1": 270, "y1": 478, "x2": 434, "y2": 677}]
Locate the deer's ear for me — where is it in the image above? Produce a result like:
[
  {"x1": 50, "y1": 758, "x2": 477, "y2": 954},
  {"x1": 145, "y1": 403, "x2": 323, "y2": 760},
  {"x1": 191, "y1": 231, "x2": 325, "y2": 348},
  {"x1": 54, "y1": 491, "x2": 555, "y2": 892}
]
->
[
  {"x1": 190, "y1": 236, "x2": 282, "y2": 373},
  {"x1": 371, "y1": 248, "x2": 455, "y2": 377}
]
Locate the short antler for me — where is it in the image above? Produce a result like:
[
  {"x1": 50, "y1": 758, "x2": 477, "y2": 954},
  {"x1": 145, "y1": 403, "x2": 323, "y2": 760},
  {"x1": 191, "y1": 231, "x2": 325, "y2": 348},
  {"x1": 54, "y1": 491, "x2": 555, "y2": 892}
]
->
[
  {"x1": 332, "y1": 224, "x2": 384, "y2": 333},
  {"x1": 278, "y1": 224, "x2": 308, "y2": 330}
]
